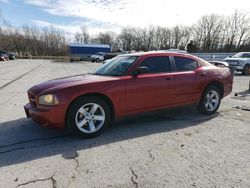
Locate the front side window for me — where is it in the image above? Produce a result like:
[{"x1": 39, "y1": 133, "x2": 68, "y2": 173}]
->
[
  {"x1": 241, "y1": 53, "x2": 250, "y2": 58},
  {"x1": 94, "y1": 56, "x2": 138, "y2": 76},
  {"x1": 232, "y1": 52, "x2": 250, "y2": 58},
  {"x1": 140, "y1": 56, "x2": 171, "y2": 73},
  {"x1": 174, "y1": 56, "x2": 198, "y2": 71}
]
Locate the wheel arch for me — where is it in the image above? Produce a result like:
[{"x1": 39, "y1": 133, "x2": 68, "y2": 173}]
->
[
  {"x1": 243, "y1": 63, "x2": 250, "y2": 68},
  {"x1": 242, "y1": 63, "x2": 250, "y2": 75},
  {"x1": 203, "y1": 81, "x2": 224, "y2": 98},
  {"x1": 65, "y1": 93, "x2": 115, "y2": 124}
]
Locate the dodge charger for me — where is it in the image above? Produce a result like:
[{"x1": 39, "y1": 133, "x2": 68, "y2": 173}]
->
[{"x1": 24, "y1": 52, "x2": 233, "y2": 137}]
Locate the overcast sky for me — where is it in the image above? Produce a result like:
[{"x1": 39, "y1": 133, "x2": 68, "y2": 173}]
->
[{"x1": 1, "y1": 0, "x2": 250, "y2": 35}]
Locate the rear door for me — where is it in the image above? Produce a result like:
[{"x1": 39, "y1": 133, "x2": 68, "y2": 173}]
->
[
  {"x1": 125, "y1": 56, "x2": 176, "y2": 113},
  {"x1": 171, "y1": 56, "x2": 204, "y2": 104}
]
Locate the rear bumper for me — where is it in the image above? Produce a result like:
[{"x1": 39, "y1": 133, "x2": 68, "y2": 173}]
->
[
  {"x1": 223, "y1": 76, "x2": 233, "y2": 97},
  {"x1": 24, "y1": 103, "x2": 65, "y2": 129},
  {"x1": 224, "y1": 84, "x2": 232, "y2": 97}
]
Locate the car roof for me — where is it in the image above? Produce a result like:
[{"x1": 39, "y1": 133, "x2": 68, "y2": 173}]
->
[
  {"x1": 118, "y1": 51, "x2": 195, "y2": 58},
  {"x1": 234, "y1": 52, "x2": 250, "y2": 55},
  {"x1": 117, "y1": 51, "x2": 210, "y2": 66}
]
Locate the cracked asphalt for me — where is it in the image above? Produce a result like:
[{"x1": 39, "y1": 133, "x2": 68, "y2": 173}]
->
[{"x1": 0, "y1": 59, "x2": 250, "y2": 188}]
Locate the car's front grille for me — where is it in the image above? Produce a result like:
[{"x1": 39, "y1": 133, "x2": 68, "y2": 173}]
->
[{"x1": 28, "y1": 93, "x2": 37, "y2": 107}]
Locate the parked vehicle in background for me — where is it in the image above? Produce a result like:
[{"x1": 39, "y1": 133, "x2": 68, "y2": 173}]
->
[
  {"x1": 0, "y1": 54, "x2": 5, "y2": 61},
  {"x1": 90, "y1": 52, "x2": 118, "y2": 63},
  {"x1": 209, "y1": 61, "x2": 229, "y2": 67},
  {"x1": 24, "y1": 52, "x2": 233, "y2": 138},
  {"x1": 90, "y1": 52, "x2": 105, "y2": 62},
  {"x1": 209, "y1": 61, "x2": 236, "y2": 75},
  {"x1": 0, "y1": 52, "x2": 9, "y2": 61},
  {"x1": 224, "y1": 52, "x2": 250, "y2": 75},
  {"x1": 8, "y1": 52, "x2": 17, "y2": 60}
]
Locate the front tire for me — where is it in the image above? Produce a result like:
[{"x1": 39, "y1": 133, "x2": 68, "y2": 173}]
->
[
  {"x1": 66, "y1": 96, "x2": 111, "y2": 138},
  {"x1": 197, "y1": 85, "x2": 221, "y2": 115}
]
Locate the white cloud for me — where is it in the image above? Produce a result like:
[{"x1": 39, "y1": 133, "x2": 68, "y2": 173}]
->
[
  {"x1": 32, "y1": 20, "x2": 81, "y2": 33},
  {"x1": 0, "y1": 0, "x2": 9, "y2": 3},
  {"x1": 32, "y1": 19, "x2": 120, "y2": 38},
  {"x1": 26, "y1": 0, "x2": 250, "y2": 32}
]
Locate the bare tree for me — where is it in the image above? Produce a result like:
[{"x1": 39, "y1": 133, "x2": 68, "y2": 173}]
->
[
  {"x1": 225, "y1": 10, "x2": 241, "y2": 51},
  {"x1": 119, "y1": 27, "x2": 135, "y2": 51},
  {"x1": 236, "y1": 12, "x2": 250, "y2": 50},
  {"x1": 74, "y1": 26, "x2": 90, "y2": 44},
  {"x1": 193, "y1": 14, "x2": 224, "y2": 52},
  {"x1": 92, "y1": 31, "x2": 116, "y2": 47}
]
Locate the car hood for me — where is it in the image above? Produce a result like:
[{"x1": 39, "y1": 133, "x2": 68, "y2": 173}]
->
[
  {"x1": 224, "y1": 57, "x2": 246, "y2": 61},
  {"x1": 29, "y1": 74, "x2": 117, "y2": 95}
]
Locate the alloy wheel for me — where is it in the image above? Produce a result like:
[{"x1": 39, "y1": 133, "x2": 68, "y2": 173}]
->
[
  {"x1": 205, "y1": 90, "x2": 220, "y2": 112},
  {"x1": 75, "y1": 103, "x2": 105, "y2": 133}
]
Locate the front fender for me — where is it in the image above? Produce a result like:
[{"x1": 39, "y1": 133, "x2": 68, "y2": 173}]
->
[{"x1": 56, "y1": 81, "x2": 126, "y2": 118}]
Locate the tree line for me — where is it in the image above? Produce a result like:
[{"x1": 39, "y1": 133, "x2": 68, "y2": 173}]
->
[
  {"x1": 0, "y1": 15, "x2": 68, "y2": 56},
  {"x1": 0, "y1": 10, "x2": 250, "y2": 56},
  {"x1": 75, "y1": 10, "x2": 250, "y2": 53}
]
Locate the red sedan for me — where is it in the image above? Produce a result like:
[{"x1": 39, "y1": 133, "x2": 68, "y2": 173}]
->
[{"x1": 24, "y1": 52, "x2": 233, "y2": 137}]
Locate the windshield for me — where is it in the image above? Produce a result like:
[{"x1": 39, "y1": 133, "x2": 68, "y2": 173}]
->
[
  {"x1": 94, "y1": 56, "x2": 138, "y2": 76},
  {"x1": 232, "y1": 52, "x2": 250, "y2": 58}
]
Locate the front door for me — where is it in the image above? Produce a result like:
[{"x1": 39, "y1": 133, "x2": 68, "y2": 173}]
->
[{"x1": 125, "y1": 56, "x2": 176, "y2": 114}]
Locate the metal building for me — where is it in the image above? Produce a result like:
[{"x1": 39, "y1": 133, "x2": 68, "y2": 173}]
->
[{"x1": 69, "y1": 43, "x2": 111, "y2": 60}]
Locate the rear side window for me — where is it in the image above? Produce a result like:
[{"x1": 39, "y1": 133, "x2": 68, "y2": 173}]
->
[
  {"x1": 140, "y1": 56, "x2": 171, "y2": 73},
  {"x1": 174, "y1": 57, "x2": 198, "y2": 71},
  {"x1": 242, "y1": 53, "x2": 250, "y2": 58}
]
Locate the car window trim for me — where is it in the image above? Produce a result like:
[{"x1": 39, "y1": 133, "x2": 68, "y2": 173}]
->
[
  {"x1": 171, "y1": 56, "x2": 199, "y2": 72},
  {"x1": 136, "y1": 56, "x2": 172, "y2": 75}
]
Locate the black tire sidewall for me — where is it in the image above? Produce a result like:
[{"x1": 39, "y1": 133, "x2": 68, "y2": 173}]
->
[
  {"x1": 198, "y1": 86, "x2": 221, "y2": 115},
  {"x1": 66, "y1": 96, "x2": 111, "y2": 138}
]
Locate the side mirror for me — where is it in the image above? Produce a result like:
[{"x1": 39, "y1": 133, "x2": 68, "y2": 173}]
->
[{"x1": 132, "y1": 66, "x2": 149, "y2": 76}]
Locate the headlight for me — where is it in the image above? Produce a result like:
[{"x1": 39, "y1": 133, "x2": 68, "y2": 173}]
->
[{"x1": 38, "y1": 94, "x2": 59, "y2": 105}]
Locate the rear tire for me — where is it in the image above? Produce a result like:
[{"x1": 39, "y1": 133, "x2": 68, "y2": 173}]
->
[
  {"x1": 66, "y1": 96, "x2": 111, "y2": 138},
  {"x1": 197, "y1": 85, "x2": 221, "y2": 115},
  {"x1": 242, "y1": 64, "x2": 250, "y2": 75}
]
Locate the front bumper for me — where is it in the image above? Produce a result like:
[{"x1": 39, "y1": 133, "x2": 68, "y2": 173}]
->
[
  {"x1": 229, "y1": 65, "x2": 243, "y2": 71},
  {"x1": 24, "y1": 103, "x2": 65, "y2": 129},
  {"x1": 90, "y1": 57, "x2": 99, "y2": 62}
]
